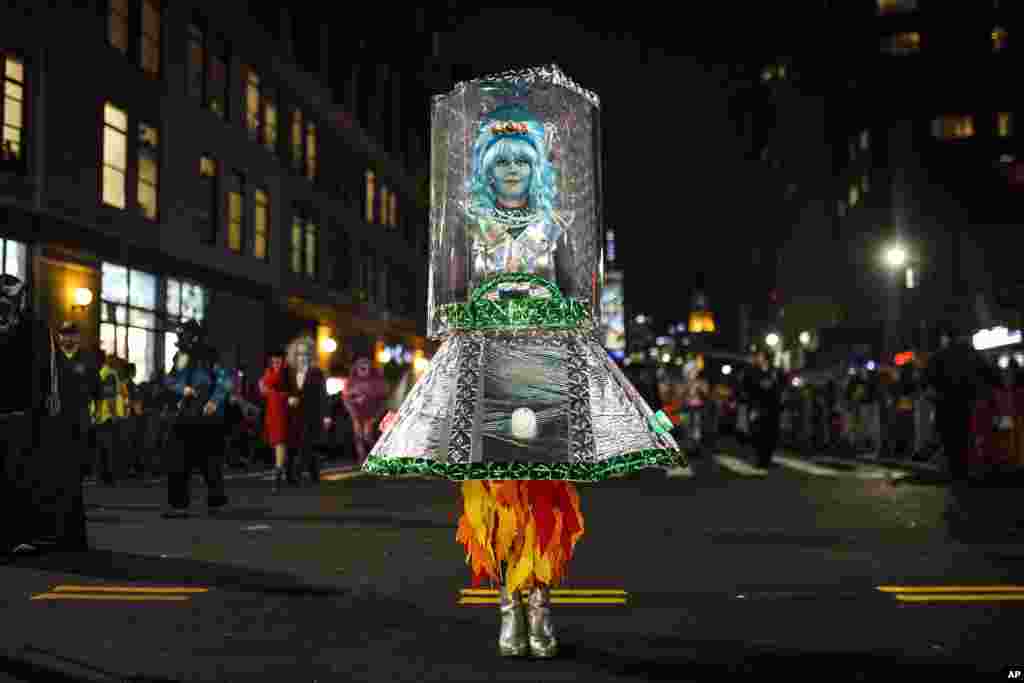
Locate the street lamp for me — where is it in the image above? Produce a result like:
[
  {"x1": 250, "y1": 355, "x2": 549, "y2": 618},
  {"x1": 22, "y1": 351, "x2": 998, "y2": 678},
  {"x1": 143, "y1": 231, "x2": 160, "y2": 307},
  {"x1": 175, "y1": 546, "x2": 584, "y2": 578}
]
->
[
  {"x1": 799, "y1": 331, "x2": 811, "y2": 346},
  {"x1": 884, "y1": 243, "x2": 908, "y2": 269},
  {"x1": 765, "y1": 332, "x2": 780, "y2": 348}
]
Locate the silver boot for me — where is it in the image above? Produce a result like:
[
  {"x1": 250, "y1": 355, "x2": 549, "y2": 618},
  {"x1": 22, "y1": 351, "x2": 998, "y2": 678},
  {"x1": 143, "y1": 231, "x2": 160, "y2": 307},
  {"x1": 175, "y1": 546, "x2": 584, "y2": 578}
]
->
[
  {"x1": 498, "y1": 586, "x2": 529, "y2": 656},
  {"x1": 527, "y1": 585, "x2": 558, "y2": 658}
]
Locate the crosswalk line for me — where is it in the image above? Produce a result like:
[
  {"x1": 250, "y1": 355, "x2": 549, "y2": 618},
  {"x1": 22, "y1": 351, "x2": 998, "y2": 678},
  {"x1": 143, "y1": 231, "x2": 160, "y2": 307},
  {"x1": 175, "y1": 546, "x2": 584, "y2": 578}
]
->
[
  {"x1": 714, "y1": 454, "x2": 768, "y2": 477},
  {"x1": 774, "y1": 455, "x2": 842, "y2": 477}
]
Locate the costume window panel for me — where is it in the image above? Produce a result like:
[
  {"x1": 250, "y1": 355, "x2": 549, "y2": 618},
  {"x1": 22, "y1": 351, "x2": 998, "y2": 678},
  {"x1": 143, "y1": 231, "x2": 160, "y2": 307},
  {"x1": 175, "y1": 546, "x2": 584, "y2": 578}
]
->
[{"x1": 476, "y1": 336, "x2": 571, "y2": 464}]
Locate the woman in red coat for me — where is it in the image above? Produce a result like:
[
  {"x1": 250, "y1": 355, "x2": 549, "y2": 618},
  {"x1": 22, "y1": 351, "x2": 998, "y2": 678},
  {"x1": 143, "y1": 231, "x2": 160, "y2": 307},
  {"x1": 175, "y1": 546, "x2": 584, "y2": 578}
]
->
[{"x1": 260, "y1": 349, "x2": 298, "y2": 493}]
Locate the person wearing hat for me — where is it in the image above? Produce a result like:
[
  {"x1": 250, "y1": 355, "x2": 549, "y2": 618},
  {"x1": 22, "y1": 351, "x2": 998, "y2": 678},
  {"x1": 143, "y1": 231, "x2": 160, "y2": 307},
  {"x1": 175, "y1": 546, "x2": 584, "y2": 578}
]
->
[
  {"x1": 0, "y1": 275, "x2": 87, "y2": 555},
  {"x1": 55, "y1": 322, "x2": 101, "y2": 481},
  {"x1": 161, "y1": 319, "x2": 231, "y2": 517}
]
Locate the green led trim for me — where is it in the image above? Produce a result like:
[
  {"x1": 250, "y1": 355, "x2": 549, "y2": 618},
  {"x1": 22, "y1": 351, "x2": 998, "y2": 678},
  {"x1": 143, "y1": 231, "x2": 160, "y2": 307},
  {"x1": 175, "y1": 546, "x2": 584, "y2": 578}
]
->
[
  {"x1": 362, "y1": 448, "x2": 686, "y2": 482},
  {"x1": 439, "y1": 273, "x2": 593, "y2": 332}
]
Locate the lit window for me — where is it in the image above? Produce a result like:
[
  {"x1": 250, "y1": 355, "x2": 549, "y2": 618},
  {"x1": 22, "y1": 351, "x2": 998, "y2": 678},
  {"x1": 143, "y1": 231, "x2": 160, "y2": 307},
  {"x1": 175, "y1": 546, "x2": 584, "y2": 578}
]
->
[
  {"x1": 291, "y1": 109, "x2": 303, "y2": 171},
  {"x1": 906, "y1": 267, "x2": 916, "y2": 289},
  {"x1": 882, "y1": 32, "x2": 921, "y2": 56},
  {"x1": 254, "y1": 189, "x2": 269, "y2": 260},
  {"x1": 860, "y1": 129, "x2": 870, "y2": 151},
  {"x1": 305, "y1": 122, "x2": 317, "y2": 181},
  {"x1": 100, "y1": 263, "x2": 159, "y2": 383},
  {"x1": 137, "y1": 123, "x2": 159, "y2": 220},
  {"x1": 381, "y1": 187, "x2": 390, "y2": 227},
  {"x1": 245, "y1": 66, "x2": 261, "y2": 139},
  {"x1": 0, "y1": 238, "x2": 27, "y2": 280},
  {"x1": 876, "y1": 0, "x2": 917, "y2": 14},
  {"x1": 998, "y1": 112, "x2": 1012, "y2": 137},
  {"x1": 848, "y1": 184, "x2": 860, "y2": 207},
  {"x1": 263, "y1": 89, "x2": 277, "y2": 153},
  {"x1": 207, "y1": 34, "x2": 228, "y2": 118},
  {"x1": 141, "y1": 0, "x2": 162, "y2": 76},
  {"x1": 164, "y1": 277, "x2": 206, "y2": 374},
  {"x1": 993, "y1": 26, "x2": 1009, "y2": 51},
  {"x1": 108, "y1": 0, "x2": 130, "y2": 55},
  {"x1": 932, "y1": 115, "x2": 975, "y2": 140},
  {"x1": 102, "y1": 102, "x2": 128, "y2": 209},
  {"x1": 305, "y1": 221, "x2": 317, "y2": 277},
  {"x1": 365, "y1": 170, "x2": 376, "y2": 223},
  {"x1": 290, "y1": 216, "x2": 302, "y2": 274},
  {"x1": 226, "y1": 172, "x2": 244, "y2": 252},
  {"x1": 198, "y1": 155, "x2": 218, "y2": 244},
  {"x1": 1, "y1": 53, "x2": 25, "y2": 164}
]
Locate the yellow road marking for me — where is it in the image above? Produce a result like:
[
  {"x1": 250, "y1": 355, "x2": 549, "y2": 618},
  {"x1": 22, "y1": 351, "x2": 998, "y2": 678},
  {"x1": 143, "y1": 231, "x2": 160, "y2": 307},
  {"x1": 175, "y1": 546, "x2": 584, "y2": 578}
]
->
[
  {"x1": 31, "y1": 593, "x2": 190, "y2": 602},
  {"x1": 460, "y1": 588, "x2": 627, "y2": 595},
  {"x1": 877, "y1": 586, "x2": 1024, "y2": 593},
  {"x1": 894, "y1": 594, "x2": 1024, "y2": 603},
  {"x1": 458, "y1": 597, "x2": 627, "y2": 605},
  {"x1": 51, "y1": 585, "x2": 209, "y2": 594}
]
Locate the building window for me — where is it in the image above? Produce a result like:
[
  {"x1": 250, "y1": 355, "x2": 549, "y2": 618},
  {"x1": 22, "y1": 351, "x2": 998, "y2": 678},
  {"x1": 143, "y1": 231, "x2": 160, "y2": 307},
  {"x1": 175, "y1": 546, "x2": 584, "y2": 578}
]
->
[
  {"x1": 837, "y1": 199, "x2": 847, "y2": 217},
  {"x1": 932, "y1": 115, "x2": 975, "y2": 140},
  {"x1": 381, "y1": 187, "x2": 390, "y2": 227},
  {"x1": 263, "y1": 89, "x2": 277, "y2": 153},
  {"x1": 140, "y1": 0, "x2": 161, "y2": 76},
  {"x1": 187, "y1": 22, "x2": 205, "y2": 101},
  {"x1": 365, "y1": 170, "x2": 376, "y2": 223},
  {"x1": 998, "y1": 112, "x2": 1013, "y2": 137},
  {"x1": 860, "y1": 129, "x2": 870, "y2": 151},
  {"x1": 245, "y1": 66, "x2": 261, "y2": 140},
  {"x1": 993, "y1": 27, "x2": 1009, "y2": 52},
  {"x1": 390, "y1": 192, "x2": 399, "y2": 227},
  {"x1": 225, "y1": 172, "x2": 244, "y2": 252},
  {"x1": 100, "y1": 263, "x2": 158, "y2": 384},
  {"x1": 0, "y1": 238, "x2": 27, "y2": 280},
  {"x1": 305, "y1": 122, "x2": 317, "y2": 181},
  {"x1": 198, "y1": 156, "x2": 218, "y2": 244},
  {"x1": 882, "y1": 32, "x2": 921, "y2": 56},
  {"x1": 290, "y1": 215, "x2": 302, "y2": 274},
  {"x1": 305, "y1": 221, "x2": 317, "y2": 278},
  {"x1": 290, "y1": 209, "x2": 317, "y2": 278},
  {"x1": 1, "y1": 53, "x2": 25, "y2": 165},
  {"x1": 254, "y1": 188, "x2": 269, "y2": 261},
  {"x1": 876, "y1": 0, "x2": 917, "y2": 14},
  {"x1": 207, "y1": 33, "x2": 229, "y2": 118},
  {"x1": 108, "y1": 0, "x2": 131, "y2": 55},
  {"x1": 102, "y1": 102, "x2": 128, "y2": 209},
  {"x1": 291, "y1": 109, "x2": 303, "y2": 171},
  {"x1": 137, "y1": 123, "x2": 159, "y2": 220},
  {"x1": 861, "y1": 174, "x2": 870, "y2": 194},
  {"x1": 164, "y1": 277, "x2": 206, "y2": 373},
  {"x1": 848, "y1": 184, "x2": 860, "y2": 208}
]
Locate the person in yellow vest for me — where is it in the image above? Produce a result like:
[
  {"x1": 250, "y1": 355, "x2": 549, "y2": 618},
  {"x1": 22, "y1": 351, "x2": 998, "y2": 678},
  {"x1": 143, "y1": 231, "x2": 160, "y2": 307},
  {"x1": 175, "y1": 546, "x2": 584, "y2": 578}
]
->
[{"x1": 91, "y1": 351, "x2": 125, "y2": 485}]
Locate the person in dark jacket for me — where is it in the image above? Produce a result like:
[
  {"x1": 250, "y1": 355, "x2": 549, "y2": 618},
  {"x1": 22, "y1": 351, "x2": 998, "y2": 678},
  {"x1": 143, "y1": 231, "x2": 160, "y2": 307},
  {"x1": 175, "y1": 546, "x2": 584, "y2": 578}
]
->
[
  {"x1": 924, "y1": 321, "x2": 1000, "y2": 485},
  {"x1": 55, "y1": 322, "x2": 101, "y2": 479},
  {"x1": 292, "y1": 363, "x2": 330, "y2": 484},
  {"x1": 744, "y1": 351, "x2": 784, "y2": 468},
  {"x1": 0, "y1": 277, "x2": 87, "y2": 555}
]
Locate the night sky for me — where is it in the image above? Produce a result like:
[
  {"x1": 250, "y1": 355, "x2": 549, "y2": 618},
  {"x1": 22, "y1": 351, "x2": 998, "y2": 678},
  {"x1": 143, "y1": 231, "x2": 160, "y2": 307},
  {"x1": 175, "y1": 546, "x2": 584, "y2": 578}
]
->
[{"x1": 440, "y1": 7, "x2": 788, "y2": 341}]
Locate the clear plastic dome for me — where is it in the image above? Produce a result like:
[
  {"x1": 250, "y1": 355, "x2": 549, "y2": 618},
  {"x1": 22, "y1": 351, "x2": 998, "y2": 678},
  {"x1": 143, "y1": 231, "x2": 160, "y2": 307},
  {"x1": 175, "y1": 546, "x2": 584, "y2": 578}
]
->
[{"x1": 426, "y1": 65, "x2": 604, "y2": 339}]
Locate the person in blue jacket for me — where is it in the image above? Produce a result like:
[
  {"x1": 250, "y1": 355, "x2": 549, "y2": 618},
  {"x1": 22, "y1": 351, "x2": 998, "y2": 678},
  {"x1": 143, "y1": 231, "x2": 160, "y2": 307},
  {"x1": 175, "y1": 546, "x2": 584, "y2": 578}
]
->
[{"x1": 162, "y1": 319, "x2": 231, "y2": 518}]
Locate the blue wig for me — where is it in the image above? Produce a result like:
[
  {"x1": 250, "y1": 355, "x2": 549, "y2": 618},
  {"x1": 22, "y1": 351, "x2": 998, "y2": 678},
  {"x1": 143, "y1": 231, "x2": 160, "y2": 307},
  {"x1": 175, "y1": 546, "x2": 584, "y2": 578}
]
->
[{"x1": 466, "y1": 105, "x2": 558, "y2": 222}]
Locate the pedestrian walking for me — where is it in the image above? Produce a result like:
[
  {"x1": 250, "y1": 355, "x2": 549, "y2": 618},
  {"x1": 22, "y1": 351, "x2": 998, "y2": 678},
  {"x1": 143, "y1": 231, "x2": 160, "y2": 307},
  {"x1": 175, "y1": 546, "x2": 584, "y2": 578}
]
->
[
  {"x1": 260, "y1": 349, "x2": 298, "y2": 493},
  {"x1": 288, "y1": 337, "x2": 330, "y2": 484},
  {"x1": 342, "y1": 353, "x2": 388, "y2": 468},
  {"x1": 161, "y1": 321, "x2": 230, "y2": 517}
]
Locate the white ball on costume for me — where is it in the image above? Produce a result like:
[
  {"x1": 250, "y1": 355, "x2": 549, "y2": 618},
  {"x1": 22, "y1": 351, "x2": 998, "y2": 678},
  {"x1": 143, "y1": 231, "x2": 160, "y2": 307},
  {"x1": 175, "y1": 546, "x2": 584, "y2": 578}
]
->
[{"x1": 510, "y1": 407, "x2": 538, "y2": 440}]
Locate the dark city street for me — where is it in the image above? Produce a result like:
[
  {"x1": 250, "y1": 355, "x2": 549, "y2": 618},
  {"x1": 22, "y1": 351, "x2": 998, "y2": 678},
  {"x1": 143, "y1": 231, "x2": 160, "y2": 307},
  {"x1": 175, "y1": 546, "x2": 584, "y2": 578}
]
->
[
  {"x1": 1, "y1": 449, "x2": 1022, "y2": 681},
  {"x1": 4, "y1": 1, "x2": 1024, "y2": 681}
]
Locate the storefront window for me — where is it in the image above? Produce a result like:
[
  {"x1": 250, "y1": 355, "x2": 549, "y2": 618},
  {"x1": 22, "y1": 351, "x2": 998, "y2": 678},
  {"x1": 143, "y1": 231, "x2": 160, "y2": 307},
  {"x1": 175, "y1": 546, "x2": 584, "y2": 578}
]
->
[
  {"x1": 164, "y1": 277, "x2": 206, "y2": 372},
  {"x1": 0, "y1": 238, "x2": 27, "y2": 280},
  {"x1": 100, "y1": 262, "x2": 158, "y2": 382}
]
